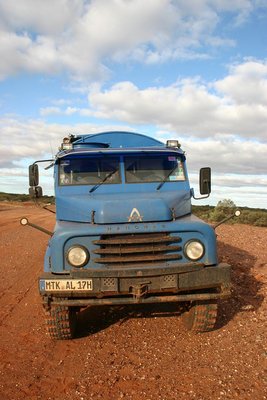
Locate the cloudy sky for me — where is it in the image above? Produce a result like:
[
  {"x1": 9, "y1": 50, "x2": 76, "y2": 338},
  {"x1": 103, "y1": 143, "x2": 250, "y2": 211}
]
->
[{"x1": 0, "y1": 0, "x2": 266, "y2": 208}]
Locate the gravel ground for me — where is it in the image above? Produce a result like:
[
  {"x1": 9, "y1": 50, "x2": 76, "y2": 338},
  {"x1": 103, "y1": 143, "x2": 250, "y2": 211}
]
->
[{"x1": 0, "y1": 204, "x2": 266, "y2": 400}]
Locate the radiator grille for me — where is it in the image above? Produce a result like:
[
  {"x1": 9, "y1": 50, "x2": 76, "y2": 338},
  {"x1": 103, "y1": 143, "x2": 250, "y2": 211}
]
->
[{"x1": 93, "y1": 232, "x2": 182, "y2": 267}]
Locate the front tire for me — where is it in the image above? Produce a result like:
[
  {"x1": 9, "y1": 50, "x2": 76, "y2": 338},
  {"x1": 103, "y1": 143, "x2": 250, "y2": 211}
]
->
[
  {"x1": 182, "y1": 300, "x2": 218, "y2": 332},
  {"x1": 45, "y1": 303, "x2": 77, "y2": 340}
]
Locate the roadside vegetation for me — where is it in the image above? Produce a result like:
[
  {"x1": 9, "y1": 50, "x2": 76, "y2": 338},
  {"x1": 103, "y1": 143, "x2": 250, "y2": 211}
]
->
[
  {"x1": 0, "y1": 192, "x2": 266, "y2": 227},
  {"x1": 192, "y1": 199, "x2": 267, "y2": 227},
  {"x1": 0, "y1": 192, "x2": 54, "y2": 204}
]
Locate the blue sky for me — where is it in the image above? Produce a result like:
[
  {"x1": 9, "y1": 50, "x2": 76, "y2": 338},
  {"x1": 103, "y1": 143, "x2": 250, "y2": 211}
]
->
[{"x1": 0, "y1": 0, "x2": 266, "y2": 208}]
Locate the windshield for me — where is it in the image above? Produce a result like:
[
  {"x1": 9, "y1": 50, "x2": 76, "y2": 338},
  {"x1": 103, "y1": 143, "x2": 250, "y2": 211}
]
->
[
  {"x1": 59, "y1": 156, "x2": 121, "y2": 186},
  {"x1": 59, "y1": 154, "x2": 185, "y2": 186},
  {"x1": 125, "y1": 155, "x2": 185, "y2": 183}
]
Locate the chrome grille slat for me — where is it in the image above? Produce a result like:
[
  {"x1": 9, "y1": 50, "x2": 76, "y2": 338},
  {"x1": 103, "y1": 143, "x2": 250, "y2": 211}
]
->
[
  {"x1": 93, "y1": 244, "x2": 181, "y2": 255},
  {"x1": 93, "y1": 234, "x2": 181, "y2": 245},
  {"x1": 93, "y1": 232, "x2": 182, "y2": 267},
  {"x1": 94, "y1": 253, "x2": 182, "y2": 264}
]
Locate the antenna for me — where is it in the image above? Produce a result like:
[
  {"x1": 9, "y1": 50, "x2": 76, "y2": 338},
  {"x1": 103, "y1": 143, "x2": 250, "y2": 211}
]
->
[{"x1": 49, "y1": 139, "x2": 54, "y2": 158}]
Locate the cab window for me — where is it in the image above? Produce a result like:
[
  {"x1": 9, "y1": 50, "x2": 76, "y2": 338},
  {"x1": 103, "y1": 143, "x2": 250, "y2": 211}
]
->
[
  {"x1": 125, "y1": 155, "x2": 185, "y2": 183},
  {"x1": 59, "y1": 156, "x2": 121, "y2": 185}
]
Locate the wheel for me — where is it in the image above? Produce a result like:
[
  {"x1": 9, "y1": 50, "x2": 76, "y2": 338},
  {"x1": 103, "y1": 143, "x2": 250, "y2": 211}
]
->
[
  {"x1": 182, "y1": 300, "x2": 218, "y2": 332},
  {"x1": 45, "y1": 302, "x2": 77, "y2": 340}
]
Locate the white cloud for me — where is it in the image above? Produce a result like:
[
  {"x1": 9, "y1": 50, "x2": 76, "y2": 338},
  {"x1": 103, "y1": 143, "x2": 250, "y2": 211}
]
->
[
  {"x1": 0, "y1": 116, "x2": 266, "y2": 207},
  {"x1": 88, "y1": 79, "x2": 220, "y2": 127},
  {"x1": 214, "y1": 60, "x2": 267, "y2": 105},
  {"x1": 0, "y1": 0, "x2": 262, "y2": 81},
  {"x1": 84, "y1": 59, "x2": 267, "y2": 141},
  {"x1": 183, "y1": 137, "x2": 267, "y2": 175},
  {"x1": 216, "y1": 175, "x2": 267, "y2": 188},
  {"x1": 190, "y1": 173, "x2": 267, "y2": 189},
  {"x1": 40, "y1": 107, "x2": 61, "y2": 117},
  {"x1": 190, "y1": 172, "x2": 267, "y2": 208},
  {"x1": 52, "y1": 98, "x2": 75, "y2": 106},
  {"x1": 0, "y1": 0, "x2": 83, "y2": 35},
  {"x1": 40, "y1": 106, "x2": 78, "y2": 116},
  {"x1": 0, "y1": 117, "x2": 133, "y2": 167}
]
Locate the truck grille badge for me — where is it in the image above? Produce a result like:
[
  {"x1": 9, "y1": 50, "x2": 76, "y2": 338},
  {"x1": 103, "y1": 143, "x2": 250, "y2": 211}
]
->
[{"x1": 128, "y1": 207, "x2": 143, "y2": 222}]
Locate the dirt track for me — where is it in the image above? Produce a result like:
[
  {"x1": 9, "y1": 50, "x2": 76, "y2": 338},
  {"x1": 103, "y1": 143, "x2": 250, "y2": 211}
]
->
[{"x1": 0, "y1": 203, "x2": 266, "y2": 400}]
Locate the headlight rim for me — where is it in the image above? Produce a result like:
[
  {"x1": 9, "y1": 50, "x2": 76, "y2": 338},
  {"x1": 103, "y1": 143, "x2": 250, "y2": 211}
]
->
[
  {"x1": 184, "y1": 239, "x2": 205, "y2": 261},
  {"x1": 66, "y1": 245, "x2": 90, "y2": 268}
]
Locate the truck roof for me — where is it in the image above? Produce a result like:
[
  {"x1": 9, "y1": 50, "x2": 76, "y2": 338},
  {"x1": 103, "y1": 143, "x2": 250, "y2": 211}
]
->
[
  {"x1": 74, "y1": 131, "x2": 163, "y2": 148},
  {"x1": 57, "y1": 131, "x2": 184, "y2": 159}
]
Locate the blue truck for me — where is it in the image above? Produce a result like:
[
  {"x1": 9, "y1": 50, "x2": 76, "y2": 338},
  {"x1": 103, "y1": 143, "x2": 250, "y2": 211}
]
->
[{"x1": 22, "y1": 131, "x2": 231, "y2": 339}]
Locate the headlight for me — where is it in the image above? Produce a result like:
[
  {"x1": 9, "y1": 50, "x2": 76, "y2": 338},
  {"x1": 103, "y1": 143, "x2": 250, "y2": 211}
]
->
[
  {"x1": 184, "y1": 240, "x2": 204, "y2": 261},
  {"x1": 67, "y1": 246, "x2": 89, "y2": 267}
]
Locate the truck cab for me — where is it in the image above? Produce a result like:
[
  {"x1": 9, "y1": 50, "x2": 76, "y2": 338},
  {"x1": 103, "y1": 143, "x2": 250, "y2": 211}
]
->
[{"x1": 28, "y1": 131, "x2": 230, "y2": 339}]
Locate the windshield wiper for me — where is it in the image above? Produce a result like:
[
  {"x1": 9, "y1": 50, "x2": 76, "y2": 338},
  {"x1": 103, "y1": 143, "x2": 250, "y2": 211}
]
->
[
  {"x1": 156, "y1": 165, "x2": 178, "y2": 191},
  {"x1": 89, "y1": 169, "x2": 118, "y2": 193}
]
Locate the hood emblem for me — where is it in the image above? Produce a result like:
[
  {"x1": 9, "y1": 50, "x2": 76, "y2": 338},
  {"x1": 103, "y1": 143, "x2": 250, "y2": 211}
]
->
[{"x1": 128, "y1": 207, "x2": 143, "y2": 222}]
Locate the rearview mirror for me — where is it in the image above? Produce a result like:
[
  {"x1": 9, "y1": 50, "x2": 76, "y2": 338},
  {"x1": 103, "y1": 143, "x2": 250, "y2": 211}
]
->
[
  {"x1": 199, "y1": 167, "x2": 211, "y2": 195},
  {"x1": 29, "y1": 164, "x2": 39, "y2": 186},
  {"x1": 29, "y1": 186, "x2": 43, "y2": 198}
]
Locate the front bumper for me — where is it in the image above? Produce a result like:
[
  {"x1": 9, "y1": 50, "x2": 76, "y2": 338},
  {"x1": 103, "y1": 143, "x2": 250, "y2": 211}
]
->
[{"x1": 39, "y1": 263, "x2": 231, "y2": 307}]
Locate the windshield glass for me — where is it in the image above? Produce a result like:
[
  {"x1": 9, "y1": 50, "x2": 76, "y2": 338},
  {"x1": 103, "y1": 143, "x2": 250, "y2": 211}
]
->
[
  {"x1": 59, "y1": 156, "x2": 121, "y2": 186},
  {"x1": 125, "y1": 155, "x2": 185, "y2": 183}
]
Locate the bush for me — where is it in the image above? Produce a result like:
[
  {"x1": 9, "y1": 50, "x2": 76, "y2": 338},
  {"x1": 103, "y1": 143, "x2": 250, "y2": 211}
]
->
[
  {"x1": 254, "y1": 216, "x2": 267, "y2": 227},
  {"x1": 192, "y1": 201, "x2": 267, "y2": 227},
  {"x1": 208, "y1": 199, "x2": 236, "y2": 223},
  {"x1": 0, "y1": 192, "x2": 55, "y2": 204}
]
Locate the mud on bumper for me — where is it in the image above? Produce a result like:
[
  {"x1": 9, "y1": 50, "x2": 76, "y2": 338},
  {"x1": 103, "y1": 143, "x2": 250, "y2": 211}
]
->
[{"x1": 39, "y1": 263, "x2": 231, "y2": 307}]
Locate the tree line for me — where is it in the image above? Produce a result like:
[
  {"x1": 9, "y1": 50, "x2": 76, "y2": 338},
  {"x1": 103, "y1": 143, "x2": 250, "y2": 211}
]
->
[{"x1": 0, "y1": 192, "x2": 54, "y2": 204}]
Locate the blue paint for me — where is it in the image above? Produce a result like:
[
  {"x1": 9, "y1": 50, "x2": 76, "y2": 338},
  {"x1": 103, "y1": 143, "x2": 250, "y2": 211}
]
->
[
  {"x1": 43, "y1": 131, "x2": 217, "y2": 274},
  {"x1": 49, "y1": 215, "x2": 217, "y2": 273},
  {"x1": 72, "y1": 131, "x2": 164, "y2": 148}
]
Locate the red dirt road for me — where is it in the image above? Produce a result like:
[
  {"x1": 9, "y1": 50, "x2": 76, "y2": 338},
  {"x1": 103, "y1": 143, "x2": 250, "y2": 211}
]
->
[{"x1": 0, "y1": 204, "x2": 266, "y2": 400}]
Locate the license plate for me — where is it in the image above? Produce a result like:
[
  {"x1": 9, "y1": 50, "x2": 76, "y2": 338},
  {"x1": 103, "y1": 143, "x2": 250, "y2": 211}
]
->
[{"x1": 40, "y1": 279, "x2": 93, "y2": 292}]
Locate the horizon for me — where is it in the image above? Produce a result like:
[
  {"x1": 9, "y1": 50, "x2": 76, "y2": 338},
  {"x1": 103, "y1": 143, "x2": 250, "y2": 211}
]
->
[{"x1": 1, "y1": 190, "x2": 266, "y2": 211}]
